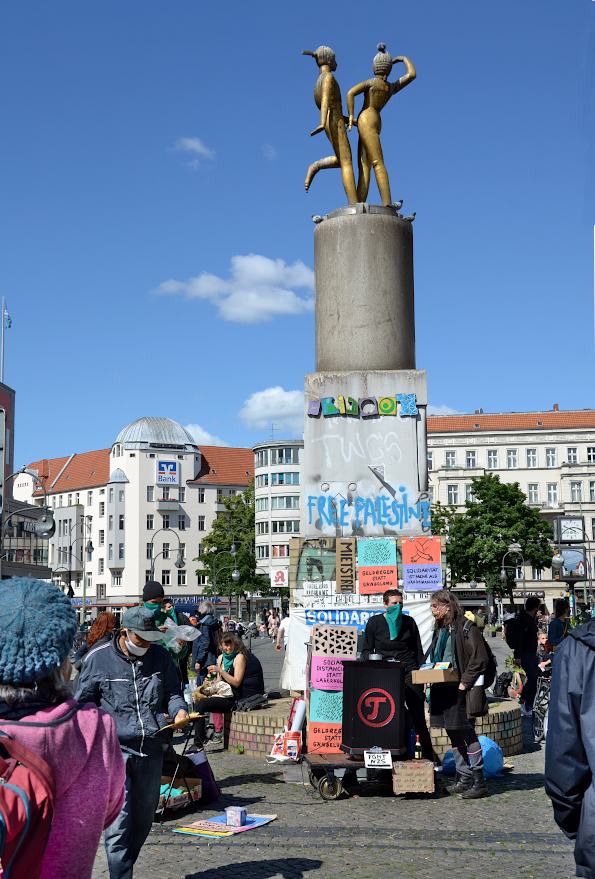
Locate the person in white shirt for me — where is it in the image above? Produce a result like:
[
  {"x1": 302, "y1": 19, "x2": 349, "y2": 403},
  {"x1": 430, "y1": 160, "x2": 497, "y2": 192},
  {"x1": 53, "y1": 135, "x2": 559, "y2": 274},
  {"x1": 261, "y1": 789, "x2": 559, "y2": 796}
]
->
[{"x1": 276, "y1": 615, "x2": 290, "y2": 652}]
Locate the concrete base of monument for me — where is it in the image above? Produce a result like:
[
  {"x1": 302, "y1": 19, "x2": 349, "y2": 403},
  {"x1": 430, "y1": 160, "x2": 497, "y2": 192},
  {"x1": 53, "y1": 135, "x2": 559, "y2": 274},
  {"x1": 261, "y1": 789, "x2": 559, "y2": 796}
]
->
[{"x1": 302, "y1": 368, "x2": 428, "y2": 540}]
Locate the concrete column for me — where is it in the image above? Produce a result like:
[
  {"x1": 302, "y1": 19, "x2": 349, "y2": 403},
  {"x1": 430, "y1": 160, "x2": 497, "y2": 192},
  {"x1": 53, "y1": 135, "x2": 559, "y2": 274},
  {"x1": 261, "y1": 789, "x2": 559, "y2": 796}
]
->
[{"x1": 314, "y1": 204, "x2": 415, "y2": 372}]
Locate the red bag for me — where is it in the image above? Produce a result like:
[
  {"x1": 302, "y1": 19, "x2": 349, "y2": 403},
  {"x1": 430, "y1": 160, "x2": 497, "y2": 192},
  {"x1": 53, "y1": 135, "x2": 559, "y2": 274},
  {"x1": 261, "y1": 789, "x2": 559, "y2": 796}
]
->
[{"x1": 0, "y1": 733, "x2": 56, "y2": 879}]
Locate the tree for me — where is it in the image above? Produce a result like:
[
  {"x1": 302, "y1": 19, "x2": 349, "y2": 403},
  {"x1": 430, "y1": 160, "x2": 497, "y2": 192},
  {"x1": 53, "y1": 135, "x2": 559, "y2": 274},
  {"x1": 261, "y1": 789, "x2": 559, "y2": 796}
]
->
[
  {"x1": 429, "y1": 501, "x2": 459, "y2": 536},
  {"x1": 445, "y1": 473, "x2": 553, "y2": 608}
]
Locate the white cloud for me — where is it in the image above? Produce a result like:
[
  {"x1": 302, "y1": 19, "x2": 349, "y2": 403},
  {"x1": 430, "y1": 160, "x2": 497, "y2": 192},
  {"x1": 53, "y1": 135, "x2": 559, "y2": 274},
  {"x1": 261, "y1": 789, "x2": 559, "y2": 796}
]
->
[
  {"x1": 184, "y1": 423, "x2": 230, "y2": 447},
  {"x1": 239, "y1": 387, "x2": 304, "y2": 435},
  {"x1": 153, "y1": 254, "x2": 314, "y2": 324},
  {"x1": 174, "y1": 137, "x2": 215, "y2": 159},
  {"x1": 263, "y1": 143, "x2": 277, "y2": 161},
  {"x1": 427, "y1": 404, "x2": 463, "y2": 416}
]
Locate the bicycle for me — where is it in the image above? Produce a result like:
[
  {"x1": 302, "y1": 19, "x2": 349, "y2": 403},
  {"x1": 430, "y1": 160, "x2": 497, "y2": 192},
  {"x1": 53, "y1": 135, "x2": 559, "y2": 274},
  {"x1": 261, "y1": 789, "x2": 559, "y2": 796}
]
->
[{"x1": 532, "y1": 673, "x2": 551, "y2": 743}]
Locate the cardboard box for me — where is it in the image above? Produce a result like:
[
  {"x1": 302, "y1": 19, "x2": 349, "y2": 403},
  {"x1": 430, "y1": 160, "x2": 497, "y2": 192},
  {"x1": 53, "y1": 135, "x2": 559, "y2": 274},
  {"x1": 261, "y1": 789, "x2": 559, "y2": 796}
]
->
[
  {"x1": 411, "y1": 667, "x2": 459, "y2": 685},
  {"x1": 161, "y1": 775, "x2": 202, "y2": 791},
  {"x1": 392, "y1": 760, "x2": 435, "y2": 794}
]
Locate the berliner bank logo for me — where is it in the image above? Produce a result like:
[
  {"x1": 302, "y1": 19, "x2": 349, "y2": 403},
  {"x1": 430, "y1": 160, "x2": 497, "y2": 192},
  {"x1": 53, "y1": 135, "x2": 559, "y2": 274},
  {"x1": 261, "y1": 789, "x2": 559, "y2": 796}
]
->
[
  {"x1": 156, "y1": 461, "x2": 179, "y2": 484},
  {"x1": 356, "y1": 688, "x2": 395, "y2": 727}
]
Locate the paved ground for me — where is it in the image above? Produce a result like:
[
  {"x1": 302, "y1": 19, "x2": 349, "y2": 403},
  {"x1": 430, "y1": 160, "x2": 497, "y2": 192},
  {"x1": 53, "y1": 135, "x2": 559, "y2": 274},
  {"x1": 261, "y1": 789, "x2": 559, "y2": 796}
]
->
[{"x1": 92, "y1": 632, "x2": 576, "y2": 879}]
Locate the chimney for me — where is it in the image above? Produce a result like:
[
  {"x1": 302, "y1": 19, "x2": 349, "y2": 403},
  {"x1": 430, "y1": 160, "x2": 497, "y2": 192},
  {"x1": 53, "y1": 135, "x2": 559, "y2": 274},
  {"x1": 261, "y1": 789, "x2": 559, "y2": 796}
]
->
[
  {"x1": 553, "y1": 403, "x2": 559, "y2": 411},
  {"x1": 40, "y1": 459, "x2": 49, "y2": 478}
]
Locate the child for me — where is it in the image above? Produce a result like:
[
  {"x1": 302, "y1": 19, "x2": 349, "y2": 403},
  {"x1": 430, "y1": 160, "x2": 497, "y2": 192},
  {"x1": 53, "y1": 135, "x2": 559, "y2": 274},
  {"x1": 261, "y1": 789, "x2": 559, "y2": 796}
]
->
[{"x1": 259, "y1": 623, "x2": 267, "y2": 639}]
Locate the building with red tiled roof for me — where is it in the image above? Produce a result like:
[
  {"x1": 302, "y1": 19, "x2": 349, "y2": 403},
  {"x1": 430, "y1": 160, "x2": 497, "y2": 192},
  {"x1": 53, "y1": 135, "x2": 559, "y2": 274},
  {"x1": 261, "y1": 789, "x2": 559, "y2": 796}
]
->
[
  {"x1": 427, "y1": 405, "x2": 595, "y2": 611},
  {"x1": 13, "y1": 417, "x2": 253, "y2": 618}
]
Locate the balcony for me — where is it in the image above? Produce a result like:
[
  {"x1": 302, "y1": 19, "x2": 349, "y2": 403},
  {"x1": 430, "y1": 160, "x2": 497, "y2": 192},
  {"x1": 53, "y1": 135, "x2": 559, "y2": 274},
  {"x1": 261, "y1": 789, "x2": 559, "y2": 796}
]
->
[
  {"x1": 108, "y1": 558, "x2": 124, "y2": 569},
  {"x1": 157, "y1": 499, "x2": 180, "y2": 512}
]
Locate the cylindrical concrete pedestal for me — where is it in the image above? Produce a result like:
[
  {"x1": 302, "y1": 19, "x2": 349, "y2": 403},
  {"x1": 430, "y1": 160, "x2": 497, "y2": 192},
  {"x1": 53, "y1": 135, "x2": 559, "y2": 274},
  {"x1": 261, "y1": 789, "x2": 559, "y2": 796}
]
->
[{"x1": 314, "y1": 204, "x2": 415, "y2": 372}]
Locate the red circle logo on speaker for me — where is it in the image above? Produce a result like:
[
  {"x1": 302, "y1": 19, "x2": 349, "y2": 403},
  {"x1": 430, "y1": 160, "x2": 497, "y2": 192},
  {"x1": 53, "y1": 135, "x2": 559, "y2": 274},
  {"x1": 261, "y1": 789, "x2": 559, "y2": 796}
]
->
[{"x1": 356, "y1": 688, "x2": 395, "y2": 727}]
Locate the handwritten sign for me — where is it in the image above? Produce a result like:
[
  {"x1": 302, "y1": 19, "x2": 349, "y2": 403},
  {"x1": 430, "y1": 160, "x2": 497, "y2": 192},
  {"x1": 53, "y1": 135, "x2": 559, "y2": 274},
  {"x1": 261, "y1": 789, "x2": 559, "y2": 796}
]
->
[
  {"x1": 357, "y1": 539, "x2": 397, "y2": 568},
  {"x1": 310, "y1": 656, "x2": 354, "y2": 690},
  {"x1": 308, "y1": 722, "x2": 343, "y2": 753},
  {"x1": 359, "y1": 565, "x2": 398, "y2": 594},
  {"x1": 402, "y1": 536, "x2": 442, "y2": 591},
  {"x1": 309, "y1": 690, "x2": 343, "y2": 724},
  {"x1": 302, "y1": 581, "x2": 333, "y2": 597}
]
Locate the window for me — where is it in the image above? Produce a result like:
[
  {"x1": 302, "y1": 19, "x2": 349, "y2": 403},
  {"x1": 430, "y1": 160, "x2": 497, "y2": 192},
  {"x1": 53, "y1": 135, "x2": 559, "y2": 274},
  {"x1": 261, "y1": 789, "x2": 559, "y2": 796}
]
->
[
  {"x1": 271, "y1": 447, "x2": 299, "y2": 465},
  {"x1": 76, "y1": 493, "x2": 80, "y2": 504},
  {"x1": 272, "y1": 545, "x2": 289, "y2": 557},
  {"x1": 179, "y1": 543, "x2": 185, "y2": 559},
  {"x1": 507, "y1": 450, "x2": 518, "y2": 469},
  {"x1": 257, "y1": 545, "x2": 270, "y2": 559},
  {"x1": 87, "y1": 575, "x2": 92, "y2": 591},
  {"x1": 216, "y1": 489, "x2": 223, "y2": 498},
  {"x1": 97, "y1": 583, "x2": 106, "y2": 600},
  {"x1": 163, "y1": 543, "x2": 170, "y2": 560},
  {"x1": 147, "y1": 486, "x2": 154, "y2": 502},
  {"x1": 255, "y1": 450, "x2": 268, "y2": 468},
  {"x1": 108, "y1": 544, "x2": 113, "y2": 560},
  {"x1": 256, "y1": 498, "x2": 269, "y2": 512},
  {"x1": 119, "y1": 490, "x2": 125, "y2": 502},
  {"x1": 179, "y1": 488, "x2": 185, "y2": 502},
  {"x1": 546, "y1": 448, "x2": 557, "y2": 468},
  {"x1": 118, "y1": 543, "x2": 124, "y2": 560},
  {"x1": 487, "y1": 450, "x2": 498, "y2": 469},
  {"x1": 87, "y1": 515, "x2": 93, "y2": 533},
  {"x1": 427, "y1": 452, "x2": 433, "y2": 471},
  {"x1": 256, "y1": 475, "x2": 269, "y2": 488},
  {"x1": 108, "y1": 515, "x2": 113, "y2": 531},
  {"x1": 272, "y1": 520, "x2": 301, "y2": 533},
  {"x1": 198, "y1": 543, "x2": 203, "y2": 556},
  {"x1": 271, "y1": 473, "x2": 300, "y2": 486},
  {"x1": 571, "y1": 481, "x2": 583, "y2": 503},
  {"x1": 198, "y1": 488, "x2": 205, "y2": 503},
  {"x1": 447, "y1": 485, "x2": 459, "y2": 504},
  {"x1": 68, "y1": 494, "x2": 72, "y2": 506},
  {"x1": 87, "y1": 492, "x2": 93, "y2": 506},
  {"x1": 162, "y1": 515, "x2": 170, "y2": 529},
  {"x1": 58, "y1": 520, "x2": 62, "y2": 537},
  {"x1": 465, "y1": 484, "x2": 476, "y2": 502},
  {"x1": 198, "y1": 516, "x2": 205, "y2": 531},
  {"x1": 526, "y1": 449, "x2": 537, "y2": 468},
  {"x1": 466, "y1": 451, "x2": 476, "y2": 469},
  {"x1": 257, "y1": 522, "x2": 269, "y2": 535},
  {"x1": 514, "y1": 566, "x2": 523, "y2": 580},
  {"x1": 588, "y1": 448, "x2": 595, "y2": 463},
  {"x1": 428, "y1": 486, "x2": 435, "y2": 503},
  {"x1": 109, "y1": 488, "x2": 114, "y2": 503},
  {"x1": 147, "y1": 515, "x2": 154, "y2": 530},
  {"x1": 567, "y1": 447, "x2": 578, "y2": 464},
  {"x1": 178, "y1": 570, "x2": 187, "y2": 586},
  {"x1": 118, "y1": 515, "x2": 124, "y2": 530},
  {"x1": 162, "y1": 570, "x2": 170, "y2": 586},
  {"x1": 100, "y1": 489, "x2": 105, "y2": 495},
  {"x1": 113, "y1": 573, "x2": 122, "y2": 587},
  {"x1": 98, "y1": 559, "x2": 104, "y2": 574},
  {"x1": 547, "y1": 483, "x2": 558, "y2": 504},
  {"x1": 178, "y1": 515, "x2": 186, "y2": 530},
  {"x1": 52, "y1": 497, "x2": 56, "y2": 509},
  {"x1": 592, "y1": 518, "x2": 595, "y2": 541},
  {"x1": 99, "y1": 530, "x2": 105, "y2": 546},
  {"x1": 99, "y1": 502, "x2": 105, "y2": 517},
  {"x1": 527, "y1": 484, "x2": 539, "y2": 503},
  {"x1": 163, "y1": 486, "x2": 170, "y2": 500},
  {"x1": 197, "y1": 575, "x2": 208, "y2": 586},
  {"x1": 146, "y1": 543, "x2": 153, "y2": 559},
  {"x1": 532, "y1": 568, "x2": 543, "y2": 580},
  {"x1": 271, "y1": 496, "x2": 299, "y2": 510},
  {"x1": 591, "y1": 481, "x2": 595, "y2": 502},
  {"x1": 145, "y1": 570, "x2": 152, "y2": 582},
  {"x1": 445, "y1": 452, "x2": 456, "y2": 468}
]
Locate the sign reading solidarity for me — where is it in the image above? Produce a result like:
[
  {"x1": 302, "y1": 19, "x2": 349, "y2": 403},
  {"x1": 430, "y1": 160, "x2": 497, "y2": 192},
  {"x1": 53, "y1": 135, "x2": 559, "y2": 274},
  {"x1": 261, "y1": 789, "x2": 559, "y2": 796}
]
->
[{"x1": 356, "y1": 688, "x2": 396, "y2": 728}]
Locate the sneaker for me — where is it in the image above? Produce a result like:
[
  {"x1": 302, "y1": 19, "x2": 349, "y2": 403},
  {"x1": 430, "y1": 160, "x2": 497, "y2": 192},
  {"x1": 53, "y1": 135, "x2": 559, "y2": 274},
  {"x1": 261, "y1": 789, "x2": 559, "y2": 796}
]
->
[
  {"x1": 520, "y1": 704, "x2": 533, "y2": 717},
  {"x1": 206, "y1": 733, "x2": 223, "y2": 746}
]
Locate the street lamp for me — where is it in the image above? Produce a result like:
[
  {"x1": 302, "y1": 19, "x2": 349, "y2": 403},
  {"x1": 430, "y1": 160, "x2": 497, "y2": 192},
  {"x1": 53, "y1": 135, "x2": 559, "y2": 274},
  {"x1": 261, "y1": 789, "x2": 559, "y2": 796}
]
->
[
  {"x1": 501, "y1": 544, "x2": 526, "y2": 608},
  {"x1": 148, "y1": 528, "x2": 185, "y2": 579}
]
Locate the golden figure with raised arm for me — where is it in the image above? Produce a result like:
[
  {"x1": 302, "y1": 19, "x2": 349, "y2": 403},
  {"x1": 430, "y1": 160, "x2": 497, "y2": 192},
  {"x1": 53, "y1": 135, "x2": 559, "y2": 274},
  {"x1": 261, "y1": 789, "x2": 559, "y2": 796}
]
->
[
  {"x1": 347, "y1": 43, "x2": 416, "y2": 206},
  {"x1": 302, "y1": 46, "x2": 357, "y2": 205}
]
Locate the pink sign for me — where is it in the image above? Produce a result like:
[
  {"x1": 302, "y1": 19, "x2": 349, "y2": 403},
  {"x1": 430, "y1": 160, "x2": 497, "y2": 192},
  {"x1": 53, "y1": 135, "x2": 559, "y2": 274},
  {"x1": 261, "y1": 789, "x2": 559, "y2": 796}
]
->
[{"x1": 310, "y1": 656, "x2": 354, "y2": 691}]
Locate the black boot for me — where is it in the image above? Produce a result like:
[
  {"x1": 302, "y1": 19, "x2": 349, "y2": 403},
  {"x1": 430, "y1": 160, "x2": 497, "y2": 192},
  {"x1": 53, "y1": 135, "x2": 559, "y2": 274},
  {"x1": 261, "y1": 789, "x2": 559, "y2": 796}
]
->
[
  {"x1": 445, "y1": 772, "x2": 473, "y2": 794},
  {"x1": 461, "y1": 769, "x2": 489, "y2": 799}
]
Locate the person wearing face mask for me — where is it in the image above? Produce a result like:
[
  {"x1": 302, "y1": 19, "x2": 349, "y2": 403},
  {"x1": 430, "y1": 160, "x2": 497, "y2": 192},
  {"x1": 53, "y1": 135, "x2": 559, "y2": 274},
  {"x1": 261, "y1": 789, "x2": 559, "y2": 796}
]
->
[
  {"x1": 361, "y1": 589, "x2": 434, "y2": 760},
  {"x1": 76, "y1": 606, "x2": 188, "y2": 879},
  {"x1": 428, "y1": 590, "x2": 490, "y2": 799}
]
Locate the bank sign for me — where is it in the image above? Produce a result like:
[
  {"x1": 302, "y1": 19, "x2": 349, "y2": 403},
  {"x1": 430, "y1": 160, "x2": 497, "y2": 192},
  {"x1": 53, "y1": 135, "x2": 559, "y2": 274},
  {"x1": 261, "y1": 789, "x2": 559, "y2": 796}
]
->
[{"x1": 156, "y1": 460, "x2": 179, "y2": 485}]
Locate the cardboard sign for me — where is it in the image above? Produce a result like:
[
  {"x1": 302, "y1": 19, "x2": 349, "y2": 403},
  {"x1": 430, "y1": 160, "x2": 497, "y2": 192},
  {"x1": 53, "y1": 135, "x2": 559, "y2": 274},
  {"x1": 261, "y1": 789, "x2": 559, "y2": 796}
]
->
[
  {"x1": 336, "y1": 539, "x2": 357, "y2": 593},
  {"x1": 309, "y1": 690, "x2": 343, "y2": 724},
  {"x1": 359, "y1": 566, "x2": 398, "y2": 594},
  {"x1": 358, "y1": 539, "x2": 397, "y2": 568},
  {"x1": 402, "y1": 536, "x2": 442, "y2": 592},
  {"x1": 308, "y1": 722, "x2": 343, "y2": 753},
  {"x1": 392, "y1": 760, "x2": 435, "y2": 794},
  {"x1": 310, "y1": 656, "x2": 354, "y2": 690}
]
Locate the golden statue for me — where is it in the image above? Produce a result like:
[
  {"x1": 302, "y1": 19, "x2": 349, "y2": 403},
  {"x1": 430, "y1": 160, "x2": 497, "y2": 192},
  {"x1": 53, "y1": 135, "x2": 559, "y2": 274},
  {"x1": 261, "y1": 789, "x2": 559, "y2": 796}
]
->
[
  {"x1": 302, "y1": 46, "x2": 357, "y2": 206},
  {"x1": 347, "y1": 44, "x2": 416, "y2": 206}
]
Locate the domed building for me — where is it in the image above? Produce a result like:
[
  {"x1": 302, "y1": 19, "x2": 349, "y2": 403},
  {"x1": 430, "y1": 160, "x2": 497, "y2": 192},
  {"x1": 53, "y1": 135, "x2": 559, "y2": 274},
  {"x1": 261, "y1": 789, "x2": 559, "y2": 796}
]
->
[{"x1": 13, "y1": 416, "x2": 254, "y2": 620}]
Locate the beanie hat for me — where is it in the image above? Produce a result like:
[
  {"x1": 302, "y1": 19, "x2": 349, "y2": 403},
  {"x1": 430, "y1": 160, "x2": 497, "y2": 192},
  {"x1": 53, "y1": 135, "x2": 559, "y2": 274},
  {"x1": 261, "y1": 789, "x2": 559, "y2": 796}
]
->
[
  {"x1": 0, "y1": 577, "x2": 77, "y2": 684},
  {"x1": 373, "y1": 42, "x2": 393, "y2": 76},
  {"x1": 142, "y1": 581, "x2": 164, "y2": 603}
]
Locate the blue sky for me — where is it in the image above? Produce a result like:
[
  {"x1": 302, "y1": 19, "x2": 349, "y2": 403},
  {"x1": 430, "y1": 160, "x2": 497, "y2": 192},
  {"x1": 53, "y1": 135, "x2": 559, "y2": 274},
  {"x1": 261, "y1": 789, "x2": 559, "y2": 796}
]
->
[{"x1": 2, "y1": 1, "x2": 594, "y2": 466}]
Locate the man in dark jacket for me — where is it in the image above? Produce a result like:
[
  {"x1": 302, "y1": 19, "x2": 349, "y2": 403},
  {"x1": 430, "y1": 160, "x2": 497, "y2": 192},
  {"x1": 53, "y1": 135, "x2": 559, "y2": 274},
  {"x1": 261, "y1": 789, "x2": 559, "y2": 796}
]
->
[
  {"x1": 76, "y1": 606, "x2": 188, "y2": 879},
  {"x1": 192, "y1": 600, "x2": 221, "y2": 684},
  {"x1": 513, "y1": 596, "x2": 540, "y2": 717},
  {"x1": 545, "y1": 620, "x2": 595, "y2": 878}
]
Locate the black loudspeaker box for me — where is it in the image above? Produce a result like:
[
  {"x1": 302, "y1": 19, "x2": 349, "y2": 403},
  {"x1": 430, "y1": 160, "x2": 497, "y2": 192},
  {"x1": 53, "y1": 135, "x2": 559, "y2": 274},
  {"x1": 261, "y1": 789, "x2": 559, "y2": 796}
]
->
[{"x1": 340, "y1": 660, "x2": 407, "y2": 755}]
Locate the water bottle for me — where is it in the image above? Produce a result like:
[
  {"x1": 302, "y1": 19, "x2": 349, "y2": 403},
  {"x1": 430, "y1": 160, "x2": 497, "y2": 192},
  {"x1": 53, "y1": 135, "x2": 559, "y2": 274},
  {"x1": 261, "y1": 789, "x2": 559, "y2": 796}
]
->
[{"x1": 184, "y1": 684, "x2": 193, "y2": 711}]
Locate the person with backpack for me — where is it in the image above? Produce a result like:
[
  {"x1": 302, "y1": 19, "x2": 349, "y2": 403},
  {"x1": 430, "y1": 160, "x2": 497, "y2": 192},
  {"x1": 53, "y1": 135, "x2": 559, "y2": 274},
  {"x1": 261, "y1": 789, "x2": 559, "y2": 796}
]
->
[
  {"x1": 548, "y1": 599, "x2": 570, "y2": 649},
  {"x1": 0, "y1": 577, "x2": 125, "y2": 879},
  {"x1": 507, "y1": 596, "x2": 541, "y2": 717},
  {"x1": 428, "y1": 590, "x2": 490, "y2": 799}
]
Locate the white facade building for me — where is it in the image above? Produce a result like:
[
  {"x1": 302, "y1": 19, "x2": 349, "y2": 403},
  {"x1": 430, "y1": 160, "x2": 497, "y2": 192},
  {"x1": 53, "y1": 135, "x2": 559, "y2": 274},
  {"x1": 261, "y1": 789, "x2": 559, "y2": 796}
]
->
[
  {"x1": 427, "y1": 406, "x2": 595, "y2": 609},
  {"x1": 253, "y1": 439, "x2": 303, "y2": 589},
  {"x1": 14, "y1": 417, "x2": 253, "y2": 615}
]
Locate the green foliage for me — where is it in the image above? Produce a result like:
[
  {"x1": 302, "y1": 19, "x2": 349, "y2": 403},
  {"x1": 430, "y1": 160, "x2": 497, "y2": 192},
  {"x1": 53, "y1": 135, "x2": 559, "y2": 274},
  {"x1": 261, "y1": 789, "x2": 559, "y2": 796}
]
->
[
  {"x1": 444, "y1": 473, "x2": 553, "y2": 606},
  {"x1": 429, "y1": 501, "x2": 458, "y2": 536}
]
